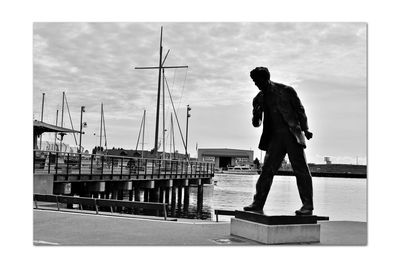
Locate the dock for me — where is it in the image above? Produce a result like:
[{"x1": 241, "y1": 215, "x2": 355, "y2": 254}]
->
[{"x1": 34, "y1": 150, "x2": 214, "y2": 218}]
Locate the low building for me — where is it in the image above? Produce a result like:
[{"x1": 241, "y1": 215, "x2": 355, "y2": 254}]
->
[{"x1": 197, "y1": 148, "x2": 254, "y2": 170}]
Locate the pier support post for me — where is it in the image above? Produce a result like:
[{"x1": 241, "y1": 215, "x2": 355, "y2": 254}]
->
[
  {"x1": 149, "y1": 188, "x2": 161, "y2": 216},
  {"x1": 165, "y1": 188, "x2": 170, "y2": 205},
  {"x1": 183, "y1": 186, "x2": 190, "y2": 216},
  {"x1": 159, "y1": 188, "x2": 165, "y2": 203},
  {"x1": 128, "y1": 190, "x2": 133, "y2": 201},
  {"x1": 171, "y1": 187, "x2": 176, "y2": 217},
  {"x1": 149, "y1": 188, "x2": 160, "y2": 202},
  {"x1": 144, "y1": 189, "x2": 149, "y2": 202},
  {"x1": 134, "y1": 187, "x2": 140, "y2": 201},
  {"x1": 196, "y1": 184, "x2": 204, "y2": 219},
  {"x1": 117, "y1": 190, "x2": 124, "y2": 200},
  {"x1": 177, "y1": 186, "x2": 182, "y2": 216},
  {"x1": 111, "y1": 190, "x2": 118, "y2": 200}
]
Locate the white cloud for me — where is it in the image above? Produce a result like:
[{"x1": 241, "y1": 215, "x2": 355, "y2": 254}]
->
[{"x1": 33, "y1": 22, "x2": 366, "y2": 162}]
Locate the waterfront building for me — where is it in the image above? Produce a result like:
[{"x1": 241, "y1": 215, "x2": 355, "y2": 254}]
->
[{"x1": 197, "y1": 148, "x2": 254, "y2": 170}]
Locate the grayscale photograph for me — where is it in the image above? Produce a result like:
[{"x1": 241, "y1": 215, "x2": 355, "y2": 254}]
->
[{"x1": 33, "y1": 22, "x2": 367, "y2": 246}]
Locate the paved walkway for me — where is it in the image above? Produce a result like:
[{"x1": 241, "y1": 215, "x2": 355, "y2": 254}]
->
[{"x1": 33, "y1": 209, "x2": 367, "y2": 246}]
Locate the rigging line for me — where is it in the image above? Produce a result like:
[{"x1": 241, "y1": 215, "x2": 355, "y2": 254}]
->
[
  {"x1": 164, "y1": 75, "x2": 187, "y2": 152},
  {"x1": 177, "y1": 68, "x2": 188, "y2": 110},
  {"x1": 164, "y1": 70, "x2": 177, "y2": 123},
  {"x1": 135, "y1": 112, "x2": 145, "y2": 151},
  {"x1": 172, "y1": 68, "x2": 176, "y2": 91},
  {"x1": 64, "y1": 94, "x2": 78, "y2": 146}
]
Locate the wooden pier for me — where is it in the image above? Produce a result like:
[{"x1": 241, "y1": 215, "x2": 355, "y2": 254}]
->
[{"x1": 33, "y1": 150, "x2": 214, "y2": 218}]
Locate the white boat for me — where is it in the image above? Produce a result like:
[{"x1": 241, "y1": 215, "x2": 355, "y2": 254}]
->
[{"x1": 223, "y1": 165, "x2": 259, "y2": 175}]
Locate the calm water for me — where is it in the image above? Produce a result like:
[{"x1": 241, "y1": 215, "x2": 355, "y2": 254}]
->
[{"x1": 187, "y1": 174, "x2": 367, "y2": 222}]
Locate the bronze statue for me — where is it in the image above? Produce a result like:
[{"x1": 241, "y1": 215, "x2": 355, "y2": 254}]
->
[{"x1": 244, "y1": 67, "x2": 314, "y2": 215}]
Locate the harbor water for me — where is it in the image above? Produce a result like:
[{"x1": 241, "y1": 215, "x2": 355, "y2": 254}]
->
[{"x1": 186, "y1": 174, "x2": 367, "y2": 222}]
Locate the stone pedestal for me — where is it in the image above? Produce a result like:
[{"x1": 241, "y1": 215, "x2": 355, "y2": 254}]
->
[{"x1": 230, "y1": 211, "x2": 321, "y2": 245}]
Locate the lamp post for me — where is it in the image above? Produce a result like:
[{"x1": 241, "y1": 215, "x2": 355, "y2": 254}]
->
[
  {"x1": 185, "y1": 105, "x2": 191, "y2": 159},
  {"x1": 79, "y1": 106, "x2": 85, "y2": 153}
]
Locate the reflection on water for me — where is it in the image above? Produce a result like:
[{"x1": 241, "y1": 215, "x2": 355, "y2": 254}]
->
[{"x1": 184, "y1": 174, "x2": 367, "y2": 222}]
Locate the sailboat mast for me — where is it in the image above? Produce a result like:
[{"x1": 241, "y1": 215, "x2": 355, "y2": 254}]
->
[
  {"x1": 154, "y1": 26, "x2": 163, "y2": 155},
  {"x1": 135, "y1": 112, "x2": 145, "y2": 151},
  {"x1": 142, "y1": 110, "x2": 146, "y2": 158},
  {"x1": 103, "y1": 113, "x2": 107, "y2": 150},
  {"x1": 54, "y1": 109, "x2": 58, "y2": 151},
  {"x1": 100, "y1": 102, "x2": 103, "y2": 148},
  {"x1": 172, "y1": 113, "x2": 176, "y2": 158},
  {"x1": 39, "y1": 93, "x2": 45, "y2": 150},
  {"x1": 162, "y1": 68, "x2": 166, "y2": 159},
  {"x1": 60, "y1": 91, "x2": 65, "y2": 151},
  {"x1": 134, "y1": 26, "x2": 188, "y2": 157},
  {"x1": 169, "y1": 113, "x2": 172, "y2": 157}
]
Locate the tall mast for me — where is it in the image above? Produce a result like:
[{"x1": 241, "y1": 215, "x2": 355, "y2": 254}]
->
[
  {"x1": 153, "y1": 26, "x2": 163, "y2": 155},
  {"x1": 54, "y1": 109, "x2": 58, "y2": 151},
  {"x1": 100, "y1": 102, "x2": 103, "y2": 148},
  {"x1": 135, "y1": 111, "x2": 145, "y2": 152},
  {"x1": 142, "y1": 109, "x2": 146, "y2": 158},
  {"x1": 39, "y1": 93, "x2": 45, "y2": 150},
  {"x1": 134, "y1": 26, "x2": 188, "y2": 156},
  {"x1": 102, "y1": 106, "x2": 108, "y2": 150},
  {"x1": 59, "y1": 91, "x2": 65, "y2": 151},
  {"x1": 170, "y1": 113, "x2": 172, "y2": 158},
  {"x1": 172, "y1": 113, "x2": 176, "y2": 158},
  {"x1": 185, "y1": 105, "x2": 191, "y2": 159},
  {"x1": 162, "y1": 68, "x2": 166, "y2": 159}
]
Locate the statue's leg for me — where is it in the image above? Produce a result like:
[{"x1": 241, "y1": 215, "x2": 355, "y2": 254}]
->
[
  {"x1": 286, "y1": 136, "x2": 313, "y2": 210},
  {"x1": 252, "y1": 135, "x2": 286, "y2": 208}
]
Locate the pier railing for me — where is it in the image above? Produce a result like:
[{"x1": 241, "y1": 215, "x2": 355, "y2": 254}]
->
[{"x1": 33, "y1": 150, "x2": 214, "y2": 181}]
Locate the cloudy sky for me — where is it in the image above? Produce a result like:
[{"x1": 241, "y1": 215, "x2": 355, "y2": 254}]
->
[{"x1": 33, "y1": 22, "x2": 366, "y2": 164}]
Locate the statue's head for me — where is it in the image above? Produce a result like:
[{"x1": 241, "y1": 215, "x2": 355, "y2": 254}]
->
[{"x1": 250, "y1": 67, "x2": 270, "y2": 90}]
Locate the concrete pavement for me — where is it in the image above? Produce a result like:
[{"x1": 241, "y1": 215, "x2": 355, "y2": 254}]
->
[{"x1": 33, "y1": 209, "x2": 367, "y2": 246}]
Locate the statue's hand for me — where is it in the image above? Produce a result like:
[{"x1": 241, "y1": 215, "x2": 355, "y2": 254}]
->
[{"x1": 304, "y1": 130, "x2": 313, "y2": 140}]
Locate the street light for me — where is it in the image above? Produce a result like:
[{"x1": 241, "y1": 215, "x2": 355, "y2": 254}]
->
[
  {"x1": 79, "y1": 106, "x2": 86, "y2": 153},
  {"x1": 185, "y1": 105, "x2": 191, "y2": 159}
]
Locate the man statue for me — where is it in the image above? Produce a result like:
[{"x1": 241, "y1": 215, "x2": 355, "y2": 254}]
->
[{"x1": 244, "y1": 67, "x2": 314, "y2": 215}]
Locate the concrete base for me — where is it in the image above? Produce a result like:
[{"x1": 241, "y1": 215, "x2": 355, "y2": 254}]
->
[
  {"x1": 34, "y1": 174, "x2": 54, "y2": 194},
  {"x1": 231, "y1": 218, "x2": 320, "y2": 245}
]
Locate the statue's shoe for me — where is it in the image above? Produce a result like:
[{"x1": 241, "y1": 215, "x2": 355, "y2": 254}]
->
[
  {"x1": 295, "y1": 208, "x2": 313, "y2": 216},
  {"x1": 243, "y1": 204, "x2": 264, "y2": 213}
]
